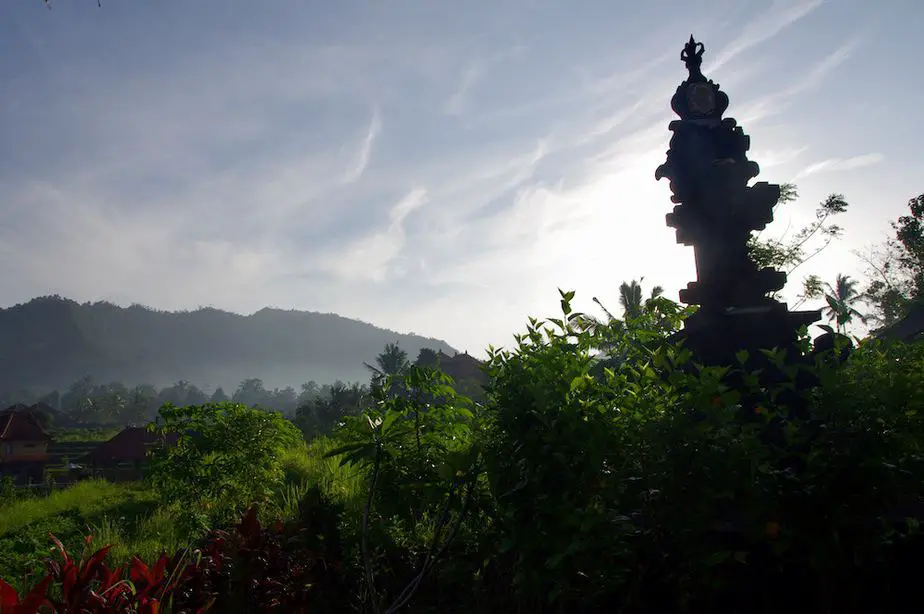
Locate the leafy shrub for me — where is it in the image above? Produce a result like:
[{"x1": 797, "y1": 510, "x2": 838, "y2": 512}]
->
[
  {"x1": 147, "y1": 402, "x2": 301, "y2": 530},
  {"x1": 326, "y1": 366, "x2": 486, "y2": 612},
  {"x1": 480, "y1": 290, "x2": 924, "y2": 612}
]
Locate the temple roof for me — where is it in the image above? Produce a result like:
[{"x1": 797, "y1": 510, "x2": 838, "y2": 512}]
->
[
  {"x1": 0, "y1": 409, "x2": 51, "y2": 442},
  {"x1": 875, "y1": 303, "x2": 924, "y2": 343},
  {"x1": 84, "y1": 426, "x2": 178, "y2": 463}
]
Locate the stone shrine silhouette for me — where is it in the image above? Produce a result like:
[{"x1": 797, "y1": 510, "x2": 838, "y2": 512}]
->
[{"x1": 655, "y1": 36, "x2": 821, "y2": 369}]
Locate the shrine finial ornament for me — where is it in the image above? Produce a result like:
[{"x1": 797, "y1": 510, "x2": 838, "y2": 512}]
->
[
  {"x1": 668, "y1": 35, "x2": 729, "y2": 122},
  {"x1": 681, "y1": 35, "x2": 705, "y2": 80}
]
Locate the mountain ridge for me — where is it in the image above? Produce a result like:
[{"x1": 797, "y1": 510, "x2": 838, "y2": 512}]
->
[{"x1": 0, "y1": 295, "x2": 457, "y2": 393}]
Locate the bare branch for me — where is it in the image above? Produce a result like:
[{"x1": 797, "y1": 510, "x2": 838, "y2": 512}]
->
[{"x1": 384, "y1": 469, "x2": 479, "y2": 613}]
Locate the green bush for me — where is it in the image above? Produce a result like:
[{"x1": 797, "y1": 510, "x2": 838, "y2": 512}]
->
[
  {"x1": 326, "y1": 365, "x2": 487, "y2": 612},
  {"x1": 147, "y1": 401, "x2": 301, "y2": 531},
  {"x1": 478, "y1": 291, "x2": 924, "y2": 612}
]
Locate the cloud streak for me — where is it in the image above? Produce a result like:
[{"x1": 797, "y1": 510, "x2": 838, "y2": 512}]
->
[
  {"x1": 735, "y1": 36, "x2": 863, "y2": 126},
  {"x1": 796, "y1": 152, "x2": 885, "y2": 179},
  {"x1": 442, "y1": 46, "x2": 526, "y2": 117},
  {"x1": 342, "y1": 108, "x2": 382, "y2": 184},
  {"x1": 706, "y1": 0, "x2": 826, "y2": 74},
  {"x1": 318, "y1": 187, "x2": 428, "y2": 283},
  {"x1": 444, "y1": 63, "x2": 484, "y2": 116}
]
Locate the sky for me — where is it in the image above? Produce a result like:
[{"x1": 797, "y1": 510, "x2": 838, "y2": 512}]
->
[{"x1": 1, "y1": 0, "x2": 922, "y2": 356}]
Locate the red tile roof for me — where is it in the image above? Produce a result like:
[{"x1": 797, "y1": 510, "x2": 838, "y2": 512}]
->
[
  {"x1": 85, "y1": 427, "x2": 177, "y2": 463},
  {"x1": 0, "y1": 409, "x2": 51, "y2": 442}
]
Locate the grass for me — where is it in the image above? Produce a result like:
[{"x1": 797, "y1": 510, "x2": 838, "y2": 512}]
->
[
  {"x1": 50, "y1": 427, "x2": 123, "y2": 442},
  {"x1": 0, "y1": 480, "x2": 192, "y2": 593},
  {"x1": 279, "y1": 436, "x2": 364, "y2": 511},
  {"x1": 87, "y1": 505, "x2": 190, "y2": 566},
  {"x1": 0, "y1": 480, "x2": 152, "y2": 535}
]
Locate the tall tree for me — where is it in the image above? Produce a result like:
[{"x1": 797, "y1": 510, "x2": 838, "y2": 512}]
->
[
  {"x1": 414, "y1": 348, "x2": 440, "y2": 368},
  {"x1": 818, "y1": 274, "x2": 866, "y2": 335},
  {"x1": 61, "y1": 376, "x2": 93, "y2": 413},
  {"x1": 126, "y1": 384, "x2": 158, "y2": 423},
  {"x1": 859, "y1": 193, "x2": 924, "y2": 327},
  {"x1": 748, "y1": 185, "x2": 849, "y2": 303},
  {"x1": 619, "y1": 278, "x2": 664, "y2": 320},
  {"x1": 232, "y1": 378, "x2": 268, "y2": 408},
  {"x1": 209, "y1": 387, "x2": 229, "y2": 404},
  {"x1": 294, "y1": 380, "x2": 368, "y2": 440},
  {"x1": 365, "y1": 342, "x2": 411, "y2": 394},
  {"x1": 370, "y1": 342, "x2": 410, "y2": 376},
  {"x1": 271, "y1": 386, "x2": 298, "y2": 414},
  {"x1": 297, "y1": 381, "x2": 320, "y2": 407}
]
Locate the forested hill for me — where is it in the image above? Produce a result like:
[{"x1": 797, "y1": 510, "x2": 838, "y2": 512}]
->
[{"x1": 0, "y1": 296, "x2": 456, "y2": 392}]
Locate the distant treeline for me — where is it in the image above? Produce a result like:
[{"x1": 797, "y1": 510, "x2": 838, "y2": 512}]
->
[{"x1": 2, "y1": 344, "x2": 487, "y2": 440}]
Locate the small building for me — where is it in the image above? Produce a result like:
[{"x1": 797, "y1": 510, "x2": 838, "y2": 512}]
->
[
  {"x1": 82, "y1": 426, "x2": 177, "y2": 482},
  {"x1": 0, "y1": 408, "x2": 53, "y2": 485},
  {"x1": 875, "y1": 303, "x2": 924, "y2": 344}
]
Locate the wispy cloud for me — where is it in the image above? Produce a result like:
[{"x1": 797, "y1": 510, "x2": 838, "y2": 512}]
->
[
  {"x1": 751, "y1": 146, "x2": 809, "y2": 170},
  {"x1": 317, "y1": 187, "x2": 428, "y2": 283},
  {"x1": 736, "y1": 36, "x2": 862, "y2": 125},
  {"x1": 342, "y1": 108, "x2": 382, "y2": 184},
  {"x1": 442, "y1": 46, "x2": 526, "y2": 117},
  {"x1": 706, "y1": 0, "x2": 826, "y2": 74},
  {"x1": 444, "y1": 63, "x2": 485, "y2": 116},
  {"x1": 795, "y1": 152, "x2": 885, "y2": 179}
]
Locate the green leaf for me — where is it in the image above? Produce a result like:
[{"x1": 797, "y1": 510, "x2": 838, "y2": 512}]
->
[
  {"x1": 570, "y1": 375, "x2": 588, "y2": 392},
  {"x1": 323, "y1": 442, "x2": 371, "y2": 459},
  {"x1": 735, "y1": 349, "x2": 749, "y2": 365}
]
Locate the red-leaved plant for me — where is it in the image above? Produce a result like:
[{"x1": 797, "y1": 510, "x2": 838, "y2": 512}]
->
[
  {"x1": 0, "y1": 498, "x2": 344, "y2": 614},
  {"x1": 0, "y1": 533, "x2": 215, "y2": 614}
]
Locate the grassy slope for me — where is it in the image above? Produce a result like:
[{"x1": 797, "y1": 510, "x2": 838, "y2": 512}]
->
[
  {"x1": 0, "y1": 480, "x2": 189, "y2": 591},
  {"x1": 280, "y1": 437, "x2": 363, "y2": 506}
]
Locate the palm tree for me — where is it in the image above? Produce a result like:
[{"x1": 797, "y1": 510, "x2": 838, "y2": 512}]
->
[
  {"x1": 573, "y1": 278, "x2": 667, "y2": 335},
  {"x1": 364, "y1": 342, "x2": 410, "y2": 393},
  {"x1": 822, "y1": 273, "x2": 866, "y2": 334},
  {"x1": 370, "y1": 342, "x2": 410, "y2": 376},
  {"x1": 619, "y1": 278, "x2": 665, "y2": 320}
]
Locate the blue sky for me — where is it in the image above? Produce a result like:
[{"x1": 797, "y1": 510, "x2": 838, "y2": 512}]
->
[{"x1": 1, "y1": 0, "x2": 921, "y2": 355}]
